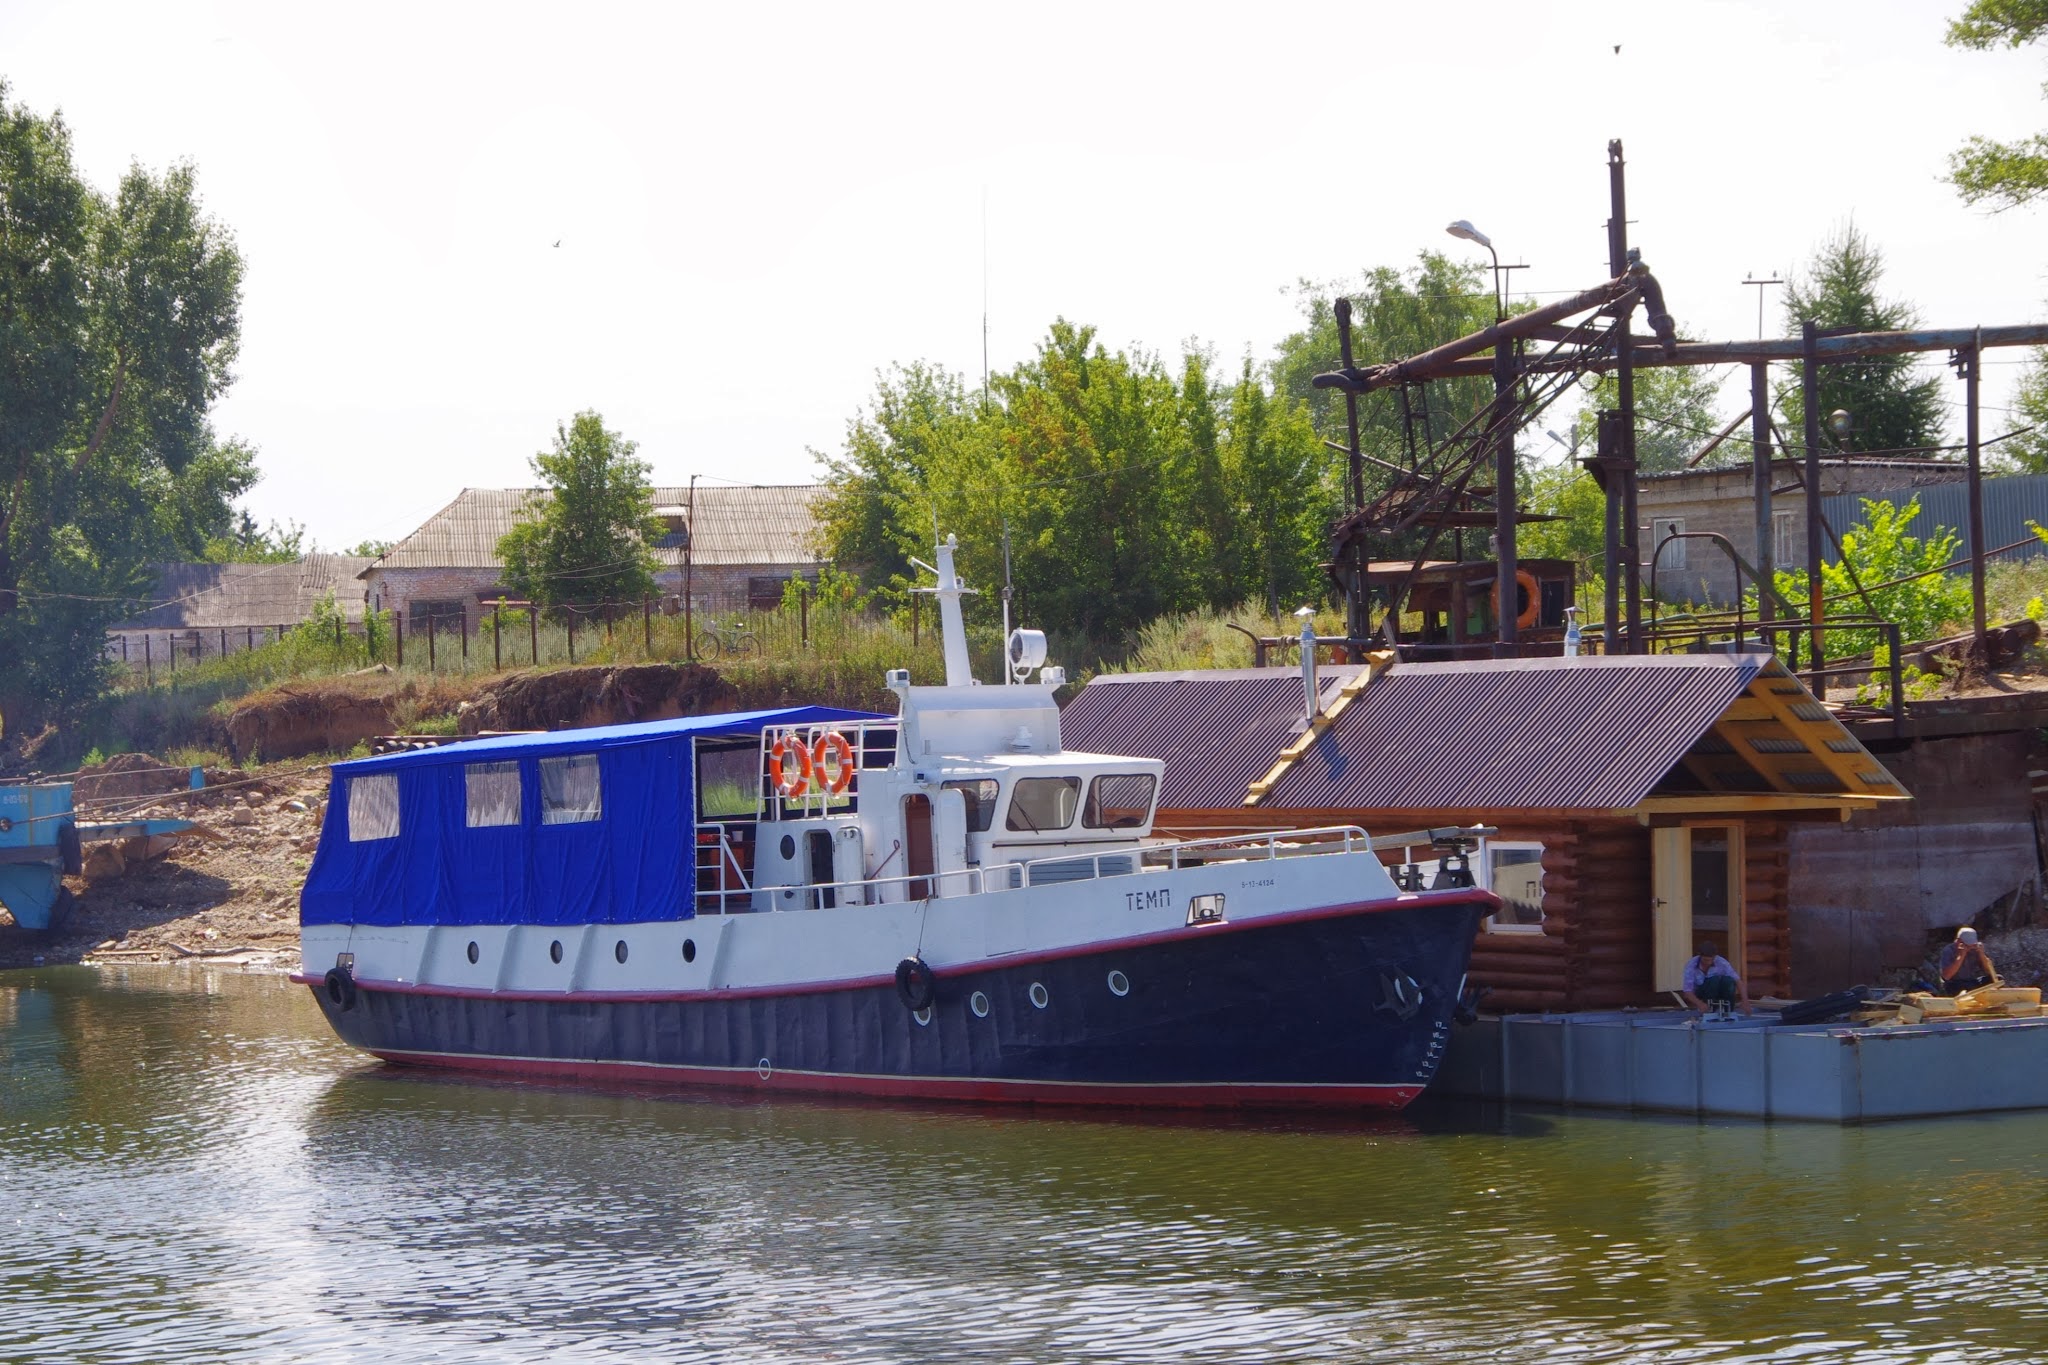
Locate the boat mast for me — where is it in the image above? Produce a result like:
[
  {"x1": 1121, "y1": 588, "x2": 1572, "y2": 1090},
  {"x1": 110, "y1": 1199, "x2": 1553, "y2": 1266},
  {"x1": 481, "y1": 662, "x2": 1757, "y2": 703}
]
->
[{"x1": 934, "y1": 535, "x2": 974, "y2": 686}]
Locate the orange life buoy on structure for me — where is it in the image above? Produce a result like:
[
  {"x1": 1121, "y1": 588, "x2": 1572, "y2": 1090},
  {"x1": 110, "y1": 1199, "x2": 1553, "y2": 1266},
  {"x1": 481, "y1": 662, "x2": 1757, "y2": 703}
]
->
[
  {"x1": 768, "y1": 735, "x2": 812, "y2": 798},
  {"x1": 1491, "y1": 569, "x2": 1541, "y2": 632},
  {"x1": 811, "y1": 731, "x2": 856, "y2": 795}
]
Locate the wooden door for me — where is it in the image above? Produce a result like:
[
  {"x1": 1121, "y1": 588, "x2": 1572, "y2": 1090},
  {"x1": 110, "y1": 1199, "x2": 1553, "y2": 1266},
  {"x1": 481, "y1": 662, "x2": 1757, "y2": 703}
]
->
[{"x1": 1651, "y1": 826, "x2": 1692, "y2": 993}]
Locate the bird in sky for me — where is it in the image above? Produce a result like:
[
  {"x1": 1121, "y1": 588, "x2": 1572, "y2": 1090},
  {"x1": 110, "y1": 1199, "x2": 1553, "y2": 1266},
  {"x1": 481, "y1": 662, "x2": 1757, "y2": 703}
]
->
[
  {"x1": 1613, "y1": 44, "x2": 1621, "y2": 54},
  {"x1": 552, "y1": 239, "x2": 561, "y2": 248}
]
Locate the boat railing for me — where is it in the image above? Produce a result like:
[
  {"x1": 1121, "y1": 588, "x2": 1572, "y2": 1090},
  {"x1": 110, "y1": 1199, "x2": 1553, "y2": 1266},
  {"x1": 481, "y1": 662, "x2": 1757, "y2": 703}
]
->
[
  {"x1": 1141, "y1": 825, "x2": 1374, "y2": 870},
  {"x1": 757, "y1": 720, "x2": 899, "y2": 819}
]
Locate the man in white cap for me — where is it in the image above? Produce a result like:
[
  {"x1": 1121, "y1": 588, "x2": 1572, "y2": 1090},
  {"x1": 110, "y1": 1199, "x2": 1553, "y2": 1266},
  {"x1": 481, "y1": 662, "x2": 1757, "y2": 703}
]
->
[{"x1": 1938, "y1": 927, "x2": 1997, "y2": 996}]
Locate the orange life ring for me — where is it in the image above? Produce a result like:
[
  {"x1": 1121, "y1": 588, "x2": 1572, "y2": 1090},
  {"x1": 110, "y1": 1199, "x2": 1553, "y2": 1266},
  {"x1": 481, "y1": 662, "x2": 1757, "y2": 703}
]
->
[
  {"x1": 811, "y1": 731, "x2": 856, "y2": 794},
  {"x1": 768, "y1": 736, "x2": 812, "y2": 797},
  {"x1": 1491, "y1": 569, "x2": 1541, "y2": 631}
]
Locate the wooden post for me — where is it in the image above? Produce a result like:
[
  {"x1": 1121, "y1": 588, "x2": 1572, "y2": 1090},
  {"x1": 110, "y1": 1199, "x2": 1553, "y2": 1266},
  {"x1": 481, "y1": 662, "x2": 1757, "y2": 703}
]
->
[
  {"x1": 643, "y1": 597, "x2": 652, "y2": 655},
  {"x1": 568, "y1": 610, "x2": 576, "y2": 663},
  {"x1": 396, "y1": 613, "x2": 404, "y2": 668},
  {"x1": 145, "y1": 633, "x2": 152, "y2": 686},
  {"x1": 493, "y1": 602, "x2": 502, "y2": 671},
  {"x1": 428, "y1": 618, "x2": 436, "y2": 672},
  {"x1": 529, "y1": 606, "x2": 538, "y2": 664},
  {"x1": 461, "y1": 610, "x2": 469, "y2": 668},
  {"x1": 800, "y1": 582, "x2": 810, "y2": 649}
]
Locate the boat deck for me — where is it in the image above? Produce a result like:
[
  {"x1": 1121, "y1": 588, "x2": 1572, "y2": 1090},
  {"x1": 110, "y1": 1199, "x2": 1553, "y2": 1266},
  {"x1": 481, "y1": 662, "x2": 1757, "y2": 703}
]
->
[{"x1": 1435, "y1": 1006, "x2": 2048, "y2": 1123}]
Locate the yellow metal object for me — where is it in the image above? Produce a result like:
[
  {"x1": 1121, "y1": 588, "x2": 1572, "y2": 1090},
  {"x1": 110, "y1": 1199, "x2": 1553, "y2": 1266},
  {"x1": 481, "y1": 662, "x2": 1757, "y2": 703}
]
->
[{"x1": 1244, "y1": 651, "x2": 1394, "y2": 806}]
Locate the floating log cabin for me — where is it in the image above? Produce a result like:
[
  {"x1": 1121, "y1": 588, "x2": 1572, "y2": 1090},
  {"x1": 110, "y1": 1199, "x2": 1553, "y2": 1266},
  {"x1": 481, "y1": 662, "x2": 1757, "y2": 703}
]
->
[{"x1": 1061, "y1": 654, "x2": 1908, "y2": 1012}]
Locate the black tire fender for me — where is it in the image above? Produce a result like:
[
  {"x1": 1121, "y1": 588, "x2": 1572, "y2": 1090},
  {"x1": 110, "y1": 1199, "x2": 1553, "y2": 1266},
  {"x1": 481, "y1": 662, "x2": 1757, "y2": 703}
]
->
[
  {"x1": 323, "y1": 965, "x2": 360, "y2": 1013},
  {"x1": 894, "y1": 955, "x2": 936, "y2": 1012}
]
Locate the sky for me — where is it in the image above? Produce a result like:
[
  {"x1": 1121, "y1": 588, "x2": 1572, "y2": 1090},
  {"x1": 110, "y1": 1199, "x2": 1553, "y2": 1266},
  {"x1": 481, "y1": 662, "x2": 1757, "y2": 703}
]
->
[{"x1": 3, "y1": 0, "x2": 2046, "y2": 551}]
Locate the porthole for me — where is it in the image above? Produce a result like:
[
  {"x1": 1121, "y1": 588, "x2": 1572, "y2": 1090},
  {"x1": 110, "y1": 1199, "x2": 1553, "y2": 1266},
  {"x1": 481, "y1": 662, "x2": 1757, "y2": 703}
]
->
[
  {"x1": 614, "y1": 939, "x2": 629, "y2": 964},
  {"x1": 549, "y1": 940, "x2": 563, "y2": 964},
  {"x1": 466, "y1": 940, "x2": 480, "y2": 965},
  {"x1": 780, "y1": 834, "x2": 796, "y2": 860},
  {"x1": 1107, "y1": 970, "x2": 1130, "y2": 997},
  {"x1": 1029, "y1": 981, "x2": 1050, "y2": 1010},
  {"x1": 970, "y1": 991, "x2": 990, "y2": 1018},
  {"x1": 682, "y1": 938, "x2": 697, "y2": 963},
  {"x1": 913, "y1": 1006, "x2": 933, "y2": 1027}
]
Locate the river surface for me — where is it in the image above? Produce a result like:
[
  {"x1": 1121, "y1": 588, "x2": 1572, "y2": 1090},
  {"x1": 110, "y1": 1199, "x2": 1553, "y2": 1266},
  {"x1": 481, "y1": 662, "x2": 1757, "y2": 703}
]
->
[{"x1": 3, "y1": 967, "x2": 2047, "y2": 1364}]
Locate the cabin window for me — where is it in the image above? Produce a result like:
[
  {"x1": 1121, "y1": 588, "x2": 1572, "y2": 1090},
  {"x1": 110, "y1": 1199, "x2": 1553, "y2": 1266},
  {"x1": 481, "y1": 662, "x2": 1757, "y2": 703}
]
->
[
  {"x1": 1082, "y1": 773, "x2": 1156, "y2": 830},
  {"x1": 539, "y1": 754, "x2": 603, "y2": 825},
  {"x1": 697, "y1": 743, "x2": 759, "y2": 819},
  {"x1": 943, "y1": 779, "x2": 999, "y2": 833},
  {"x1": 1006, "y1": 777, "x2": 1080, "y2": 833},
  {"x1": 465, "y1": 761, "x2": 522, "y2": 828},
  {"x1": 1483, "y1": 841, "x2": 1546, "y2": 933},
  {"x1": 347, "y1": 773, "x2": 400, "y2": 842}
]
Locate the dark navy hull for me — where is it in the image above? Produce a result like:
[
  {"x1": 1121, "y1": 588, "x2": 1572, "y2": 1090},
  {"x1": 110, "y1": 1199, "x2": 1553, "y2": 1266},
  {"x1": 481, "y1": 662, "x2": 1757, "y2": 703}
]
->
[{"x1": 303, "y1": 893, "x2": 1490, "y2": 1110}]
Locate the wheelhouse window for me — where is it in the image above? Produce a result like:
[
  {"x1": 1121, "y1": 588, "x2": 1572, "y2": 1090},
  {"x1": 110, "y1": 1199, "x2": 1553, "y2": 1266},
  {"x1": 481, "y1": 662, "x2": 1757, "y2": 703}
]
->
[
  {"x1": 539, "y1": 754, "x2": 603, "y2": 825},
  {"x1": 944, "y1": 779, "x2": 999, "y2": 833},
  {"x1": 1083, "y1": 773, "x2": 1156, "y2": 830},
  {"x1": 348, "y1": 773, "x2": 400, "y2": 842},
  {"x1": 1005, "y1": 776, "x2": 1080, "y2": 833},
  {"x1": 1483, "y1": 841, "x2": 1546, "y2": 933},
  {"x1": 465, "y1": 761, "x2": 522, "y2": 828}
]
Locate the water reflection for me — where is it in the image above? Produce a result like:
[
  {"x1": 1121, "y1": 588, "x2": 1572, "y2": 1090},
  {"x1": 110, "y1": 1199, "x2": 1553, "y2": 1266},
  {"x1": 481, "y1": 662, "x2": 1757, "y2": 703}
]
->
[{"x1": 3, "y1": 965, "x2": 2047, "y2": 1363}]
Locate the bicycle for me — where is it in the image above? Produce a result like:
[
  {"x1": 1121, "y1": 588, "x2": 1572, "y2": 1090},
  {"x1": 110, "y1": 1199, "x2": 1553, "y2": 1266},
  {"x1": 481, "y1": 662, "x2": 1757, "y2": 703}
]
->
[{"x1": 694, "y1": 617, "x2": 760, "y2": 660}]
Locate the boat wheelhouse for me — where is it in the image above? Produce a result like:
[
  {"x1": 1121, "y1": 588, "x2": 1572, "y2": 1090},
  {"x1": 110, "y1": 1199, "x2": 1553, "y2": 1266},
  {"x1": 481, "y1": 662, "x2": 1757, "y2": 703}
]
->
[{"x1": 298, "y1": 538, "x2": 1496, "y2": 1108}]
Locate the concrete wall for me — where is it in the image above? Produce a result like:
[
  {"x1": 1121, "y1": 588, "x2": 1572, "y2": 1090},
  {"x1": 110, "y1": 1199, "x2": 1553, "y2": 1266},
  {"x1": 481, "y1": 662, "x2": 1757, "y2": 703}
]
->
[
  {"x1": 1788, "y1": 730, "x2": 2045, "y2": 994},
  {"x1": 1638, "y1": 462, "x2": 1965, "y2": 606}
]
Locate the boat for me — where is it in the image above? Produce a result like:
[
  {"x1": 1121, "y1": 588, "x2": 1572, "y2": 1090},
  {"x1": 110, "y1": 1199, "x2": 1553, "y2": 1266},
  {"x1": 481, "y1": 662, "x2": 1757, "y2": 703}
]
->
[{"x1": 295, "y1": 537, "x2": 1496, "y2": 1109}]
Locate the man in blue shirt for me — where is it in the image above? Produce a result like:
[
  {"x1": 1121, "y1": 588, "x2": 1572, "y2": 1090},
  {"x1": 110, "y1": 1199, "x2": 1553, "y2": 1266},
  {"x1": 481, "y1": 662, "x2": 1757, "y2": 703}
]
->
[{"x1": 1681, "y1": 940, "x2": 1747, "y2": 1019}]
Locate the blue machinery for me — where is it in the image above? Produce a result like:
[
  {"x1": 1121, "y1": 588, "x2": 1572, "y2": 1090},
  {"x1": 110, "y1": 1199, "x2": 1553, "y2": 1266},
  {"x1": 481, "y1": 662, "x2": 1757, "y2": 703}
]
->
[{"x1": 0, "y1": 781, "x2": 194, "y2": 933}]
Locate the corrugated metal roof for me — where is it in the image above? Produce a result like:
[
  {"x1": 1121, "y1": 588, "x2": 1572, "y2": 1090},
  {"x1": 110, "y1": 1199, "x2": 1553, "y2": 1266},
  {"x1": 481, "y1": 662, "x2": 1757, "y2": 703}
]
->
[
  {"x1": 116, "y1": 555, "x2": 374, "y2": 629},
  {"x1": 369, "y1": 485, "x2": 824, "y2": 572},
  {"x1": 1064, "y1": 656, "x2": 1770, "y2": 812},
  {"x1": 1062, "y1": 666, "x2": 1367, "y2": 811}
]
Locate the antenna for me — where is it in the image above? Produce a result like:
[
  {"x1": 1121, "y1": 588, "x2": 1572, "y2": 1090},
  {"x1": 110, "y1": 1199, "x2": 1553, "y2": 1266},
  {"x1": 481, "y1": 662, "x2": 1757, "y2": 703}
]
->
[{"x1": 981, "y1": 186, "x2": 991, "y2": 416}]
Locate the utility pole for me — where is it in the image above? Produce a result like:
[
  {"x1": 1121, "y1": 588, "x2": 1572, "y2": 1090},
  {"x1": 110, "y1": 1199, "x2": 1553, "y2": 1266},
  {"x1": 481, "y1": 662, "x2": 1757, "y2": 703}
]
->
[
  {"x1": 1742, "y1": 275, "x2": 1784, "y2": 340},
  {"x1": 1802, "y1": 319, "x2": 1825, "y2": 691},
  {"x1": 1606, "y1": 139, "x2": 1642, "y2": 653}
]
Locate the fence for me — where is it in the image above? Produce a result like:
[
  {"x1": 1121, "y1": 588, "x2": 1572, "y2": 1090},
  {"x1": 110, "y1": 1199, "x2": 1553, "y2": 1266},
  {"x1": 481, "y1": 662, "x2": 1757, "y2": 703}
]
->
[{"x1": 105, "y1": 590, "x2": 942, "y2": 688}]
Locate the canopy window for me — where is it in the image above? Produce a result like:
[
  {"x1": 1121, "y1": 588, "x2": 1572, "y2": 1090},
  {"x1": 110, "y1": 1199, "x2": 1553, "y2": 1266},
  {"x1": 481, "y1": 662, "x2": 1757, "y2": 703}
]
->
[
  {"x1": 465, "y1": 762, "x2": 522, "y2": 828},
  {"x1": 541, "y1": 755, "x2": 603, "y2": 825}
]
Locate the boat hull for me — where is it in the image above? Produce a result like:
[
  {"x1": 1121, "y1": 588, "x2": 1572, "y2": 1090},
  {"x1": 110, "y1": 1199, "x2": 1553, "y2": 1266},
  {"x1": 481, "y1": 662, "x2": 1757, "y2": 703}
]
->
[{"x1": 302, "y1": 892, "x2": 1490, "y2": 1111}]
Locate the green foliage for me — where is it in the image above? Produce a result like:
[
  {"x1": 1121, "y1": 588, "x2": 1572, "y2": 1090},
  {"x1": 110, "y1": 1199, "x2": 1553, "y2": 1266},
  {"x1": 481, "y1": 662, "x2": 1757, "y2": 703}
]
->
[
  {"x1": 1519, "y1": 461, "x2": 1608, "y2": 567},
  {"x1": 1778, "y1": 226, "x2": 1944, "y2": 454},
  {"x1": 1861, "y1": 644, "x2": 1944, "y2": 704},
  {"x1": 345, "y1": 538, "x2": 394, "y2": 558},
  {"x1": 1107, "y1": 603, "x2": 1347, "y2": 673},
  {"x1": 1569, "y1": 364, "x2": 1730, "y2": 473},
  {"x1": 1945, "y1": 0, "x2": 2048, "y2": 208},
  {"x1": 201, "y1": 510, "x2": 304, "y2": 564},
  {"x1": 1752, "y1": 496, "x2": 1970, "y2": 657},
  {"x1": 1995, "y1": 349, "x2": 2048, "y2": 472},
  {"x1": 497, "y1": 411, "x2": 662, "y2": 610},
  {"x1": 816, "y1": 321, "x2": 1337, "y2": 653},
  {"x1": 0, "y1": 81, "x2": 248, "y2": 722}
]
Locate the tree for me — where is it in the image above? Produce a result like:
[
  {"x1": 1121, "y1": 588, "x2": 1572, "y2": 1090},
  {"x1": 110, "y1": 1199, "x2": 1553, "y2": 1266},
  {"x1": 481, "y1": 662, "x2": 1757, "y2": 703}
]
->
[
  {"x1": 1991, "y1": 349, "x2": 2048, "y2": 472},
  {"x1": 1778, "y1": 226, "x2": 1945, "y2": 456},
  {"x1": 496, "y1": 411, "x2": 663, "y2": 610},
  {"x1": 1945, "y1": 0, "x2": 2048, "y2": 208},
  {"x1": 202, "y1": 511, "x2": 304, "y2": 563},
  {"x1": 1570, "y1": 363, "x2": 1731, "y2": 474},
  {"x1": 1, "y1": 82, "x2": 248, "y2": 721},
  {"x1": 1752, "y1": 496, "x2": 1970, "y2": 657}
]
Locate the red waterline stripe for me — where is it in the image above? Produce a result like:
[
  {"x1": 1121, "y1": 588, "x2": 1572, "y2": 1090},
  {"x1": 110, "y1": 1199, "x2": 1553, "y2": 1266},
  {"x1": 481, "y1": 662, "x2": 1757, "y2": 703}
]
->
[
  {"x1": 293, "y1": 888, "x2": 1495, "y2": 1005},
  {"x1": 367, "y1": 1047, "x2": 1423, "y2": 1111}
]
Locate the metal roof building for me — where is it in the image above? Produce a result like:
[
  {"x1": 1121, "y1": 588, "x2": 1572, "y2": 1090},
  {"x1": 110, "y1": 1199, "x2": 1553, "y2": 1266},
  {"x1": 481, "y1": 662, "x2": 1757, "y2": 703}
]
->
[
  {"x1": 367, "y1": 484, "x2": 825, "y2": 573},
  {"x1": 114, "y1": 555, "x2": 375, "y2": 629}
]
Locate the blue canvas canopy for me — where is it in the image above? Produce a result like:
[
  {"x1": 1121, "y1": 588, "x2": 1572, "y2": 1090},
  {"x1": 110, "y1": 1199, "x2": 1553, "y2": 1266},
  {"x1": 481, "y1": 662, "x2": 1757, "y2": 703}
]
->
[{"x1": 300, "y1": 706, "x2": 881, "y2": 928}]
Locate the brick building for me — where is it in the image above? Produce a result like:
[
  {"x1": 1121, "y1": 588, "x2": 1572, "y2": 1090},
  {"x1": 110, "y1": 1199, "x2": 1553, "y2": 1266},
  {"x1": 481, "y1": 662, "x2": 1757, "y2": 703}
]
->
[
  {"x1": 1636, "y1": 459, "x2": 1965, "y2": 606},
  {"x1": 361, "y1": 485, "x2": 826, "y2": 634}
]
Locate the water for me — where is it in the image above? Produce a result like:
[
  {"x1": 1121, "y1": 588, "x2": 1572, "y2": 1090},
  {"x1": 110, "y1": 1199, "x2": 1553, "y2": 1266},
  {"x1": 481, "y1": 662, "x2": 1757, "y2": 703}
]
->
[{"x1": 4, "y1": 968, "x2": 2048, "y2": 1364}]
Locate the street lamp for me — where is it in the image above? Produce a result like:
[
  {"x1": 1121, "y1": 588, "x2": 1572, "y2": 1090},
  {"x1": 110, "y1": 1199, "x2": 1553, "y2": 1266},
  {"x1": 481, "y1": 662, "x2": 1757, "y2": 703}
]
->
[{"x1": 1447, "y1": 219, "x2": 1502, "y2": 320}]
